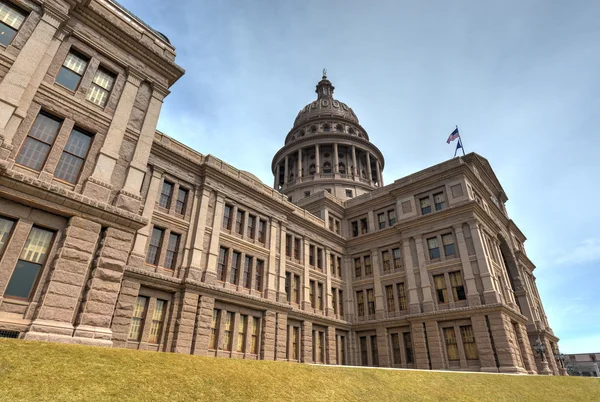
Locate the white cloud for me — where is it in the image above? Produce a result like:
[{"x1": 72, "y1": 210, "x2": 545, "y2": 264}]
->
[{"x1": 552, "y1": 238, "x2": 600, "y2": 267}]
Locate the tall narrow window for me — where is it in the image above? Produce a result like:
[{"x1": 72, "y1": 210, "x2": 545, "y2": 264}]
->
[
  {"x1": 434, "y1": 274, "x2": 448, "y2": 303},
  {"x1": 337, "y1": 256, "x2": 342, "y2": 277},
  {"x1": 391, "y1": 333, "x2": 401, "y2": 365},
  {"x1": 317, "y1": 247, "x2": 323, "y2": 270},
  {"x1": 209, "y1": 309, "x2": 220, "y2": 349},
  {"x1": 285, "y1": 272, "x2": 291, "y2": 302},
  {"x1": 217, "y1": 247, "x2": 228, "y2": 282},
  {"x1": 148, "y1": 299, "x2": 166, "y2": 344},
  {"x1": 229, "y1": 252, "x2": 240, "y2": 284},
  {"x1": 16, "y1": 112, "x2": 62, "y2": 171},
  {"x1": 382, "y1": 250, "x2": 391, "y2": 273},
  {"x1": 388, "y1": 209, "x2": 396, "y2": 226},
  {"x1": 291, "y1": 326, "x2": 299, "y2": 360},
  {"x1": 4, "y1": 227, "x2": 54, "y2": 299},
  {"x1": 434, "y1": 193, "x2": 446, "y2": 211},
  {"x1": 54, "y1": 127, "x2": 93, "y2": 184},
  {"x1": 247, "y1": 215, "x2": 256, "y2": 239},
  {"x1": 294, "y1": 238, "x2": 301, "y2": 260},
  {"x1": 450, "y1": 271, "x2": 466, "y2": 301},
  {"x1": 86, "y1": 67, "x2": 115, "y2": 107},
  {"x1": 242, "y1": 255, "x2": 252, "y2": 288},
  {"x1": 360, "y1": 336, "x2": 368, "y2": 366},
  {"x1": 146, "y1": 227, "x2": 163, "y2": 265},
  {"x1": 339, "y1": 290, "x2": 344, "y2": 316},
  {"x1": 378, "y1": 213, "x2": 386, "y2": 229},
  {"x1": 128, "y1": 296, "x2": 148, "y2": 341},
  {"x1": 175, "y1": 188, "x2": 188, "y2": 215},
  {"x1": 461, "y1": 325, "x2": 479, "y2": 359},
  {"x1": 258, "y1": 219, "x2": 266, "y2": 243},
  {"x1": 386, "y1": 285, "x2": 395, "y2": 312},
  {"x1": 357, "y1": 291, "x2": 365, "y2": 316},
  {"x1": 254, "y1": 259, "x2": 264, "y2": 291},
  {"x1": 285, "y1": 234, "x2": 292, "y2": 257},
  {"x1": 367, "y1": 289, "x2": 375, "y2": 315},
  {"x1": 364, "y1": 255, "x2": 372, "y2": 276},
  {"x1": 164, "y1": 232, "x2": 180, "y2": 270},
  {"x1": 403, "y1": 332, "x2": 414, "y2": 363},
  {"x1": 159, "y1": 181, "x2": 173, "y2": 209},
  {"x1": 0, "y1": 217, "x2": 15, "y2": 257},
  {"x1": 332, "y1": 288, "x2": 338, "y2": 314},
  {"x1": 427, "y1": 237, "x2": 440, "y2": 260},
  {"x1": 360, "y1": 218, "x2": 368, "y2": 234},
  {"x1": 223, "y1": 312, "x2": 233, "y2": 351},
  {"x1": 444, "y1": 327, "x2": 460, "y2": 361},
  {"x1": 351, "y1": 221, "x2": 359, "y2": 237},
  {"x1": 309, "y1": 280, "x2": 315, "y2": 308},
  {"x1": 251, "y1": 317, "x2": 259, "y2": 354},
  {"x1": 293, "y1": 274, "x2": 300, "y2": 303},
  {"x1": 354, "y1": 258, "x2": 362, "y2": 278},
  {"x1": 419, "y1": 197, "x2": 431, "y2": 215},
  {"x1": 371, "y1": 335, "x2": 379, "y2": 366},
  {"x1": 223, "y1": 205, "x2": 232, "y2": 229},
  {"x1": 237, "y1": 315, "x2": 247, "y2": 352},
  {"x1": 309, "y1": 245, "x2": 315, "y2": 266},
  {"x1": 330, "y1": 254, "x2": 335, "y2": 275},
  {"x1": 397, "y1": 282, "x2": 408, "y2": 310},
  {"x1": 442, "y1": 234, "x2": 456, "y2": 257},
  {"x1": 0, "y1": 1, "x2": 26, "y2": 46},
  {"x1": 235, "y1": 210, "x2": 244, "y2": 235},
  {"x1": 317, "y1": 282, "x2": 323, "y2": 310},
  {"x1": 56, "y1": 51, "x2": 88, "y2": 91},
  {"x1": 393, "y1": 248, "x2": 402, "y2": 269}
]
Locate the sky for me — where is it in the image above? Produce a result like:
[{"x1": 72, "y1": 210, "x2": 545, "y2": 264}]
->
[{"x1": 121, "y1": 0, "x2": 600, "y2": 354}]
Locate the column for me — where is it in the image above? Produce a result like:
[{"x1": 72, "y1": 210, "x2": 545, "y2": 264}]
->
[
  {"x1": 276, "y1": 313, "x2": 288, "y2": 360},
  {"x1": 325, "y1": 248, "x2": 334, "y2": 316},
  {"x1": 115, "y1": 85, "x2": 170, "y2": 212},
  {"x1": 376, "y1": 160, "x2": 383, "y2": 186},
  {"x1": 411, "y1": 323, "x2": 430, "y2": 369},
  {"x1": 315, "y1": 144, "x2": 320, "y2": 174},
  {"x1": 274, "y1": 163, "x2": 280, "y2": 188},
  {"x1": 425, "y1": 321, "x2": 446, "y2": 369},
  {"x1": 297, "y1": 148, "x2": 302, "y2": 180},
  {"x1": 284, "y1": 155, "x2": 289, "y2": 185},
  {"x1": 277, "y1": 224, "x2": 288, "y2": 302},
  {"x1": 205, "y1": 193, "x2": 226, "y2": 284},
  {"x1": 261, "y1": 311, "x2": 277, "y2": 360},
  {"x1": 376, "y1": 327, "x2": 391, "y2": 367},
  {"x1": 192, "y1": 295, "x2": 215, "y2": 356},
  {"x1": 301, "y1": 321, "x2": 313, "y2": 363},
  {"x1": 326, "y1": 326, "x2": 337, "y2": 364},
  {"x1": 333, "y1": 143, "x2": 339, "y2": 174},
  {"x1": 265, "y1": 220, "x2": 279, "y2": 300},
  {"x1": 302, "y1": 239, "x2": 311, "y2": 310},
  {"x1": 402, "y1": 239, "x2": 420, "y2": 314},
  {"x1": 453, "y1": 224, "x2": 480, "y2": 306},
  {"x1": 109, "y1": 279, "x2": 141, "y2": 347},
  {"x1": 351, "y1": 145, "x2": 358, "y2": 178},
  {"x1": 366, "y1": 152, "x2": 372, "y2": 183},
  {"x1": 471, "y1": 315, "x2": 499, "y2": 373},
  {"x1": 184, "y1": 187, "x2": 212, "y2": 281},
  {"x1": 171, "y1": 290, "x2": 200, "y2": 354},
  {"x1": 415, "y1": 237, "x2": 435, "y2": 312},
  {"x1": 470, "y1": 222, "x2": 500, "y2": 304},
  {"x1": 82, "y1": 71, "x2": 143, "y2": 201},
  {"x1": 487, "y1": 311, "x2": 525, "y2": 373},
  {"x1": 371, "y1": 249, "x2": 385, "y2": 319},
  {"x1": 128, "y1": 168, "x2": 163, "y2": 268}
]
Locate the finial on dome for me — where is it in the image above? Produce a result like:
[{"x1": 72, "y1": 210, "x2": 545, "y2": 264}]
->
[
  {"x1": 316, "y1": 70, "x2": 334, "y2": 99},
  {"x1": 322, "y1": 68, "x2": 327, "y2": 79}
]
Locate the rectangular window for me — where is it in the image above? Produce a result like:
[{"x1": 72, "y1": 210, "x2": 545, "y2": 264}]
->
[
  {"x1": 4, "y1": 226, "x2": 54, "y2": 300},
  {"x1": 291, "y1": 326, "x2": 299, "y2": 360},
  {"x1": 293, "y1": 238, "x2": 301, "y2": 260},
  {"x1": 391, "y1": 333, "x2": 401, "y2": 365},
  {"x1": 0, "y1": 1, "x2": 26, "y2": 46},
  {"x1": 450, "y1": 271, "x2": 466, "y2": 301},
  {"x1": 386, "y1": 285, "x2": 395, "y2": 312},
  {"x1": 175, "y1": 188, "x2": 188, "y2": 215},
  {"x1": 434, "y1": 274, "x2": 448, "y2": 304},
  {"x1": 330, "y1": 254, "x2": 335, "y2": 275},
  {"x1": 254, "y1": 259, "x2": 264, "y2": 291},
  {"x1": 420, "y1": 197, "x2": 431, "y2": 215},
  {"x1": 309, "y1": 245, "x2": 315, "y2": 266},
  {"x1": 332, "y1": 288, "x2": 337, "y2": 314},
  {"x1": 397, "y1": 282, "x2": 408, "y2": 310},
  {"x1": 317, "y1": 247, "x2": 323, "y2": 269},
  {"x1": 223, "y1": 205, "x2": 232, "y2": 230},
  {"x1": 159, "y1": 181, "x2": 173, "y2": 209},
  {"x1": 378, "y1": 212, "x2": 386, "y2": 229},
  {"x1": 427, "y1": 237, "x2": 440, "y2": 260},
  {"x1": 128, "y1": 296, "x2": 148, "y2": 341},
  {"x1": 56, "y1": 51, "x2": 88, "y2": 91},
  {"x1": 337, "y1": 256, "x2": 342, "y2": 277},
  {"x1": 351, "y1": 221, "x2": 358, "y2": 237},
  {"x1": 335, "y1": 220, "x2": 340, "y2": 234},
  {"x1": 146, "y1": 227, "x2": 164, "y2": 265},
  {"x1": 235, "y1": 210, "x2": 244, "y2": 235},
  {"x1": 54, "y1": 127, "x2": 93, "y2": 184},
  {"x1": 382, "y1": 250, "x2": 391, "y2": 273},
  {"x1": 209, "y1": 309, "x2": 220, "y2": 349},
  {"x1": 285, "y1": 272, "x2": 291, "y2": 302},
  {"x1": 293, "y1": 274, "x2": 300, "y2": 303},
  {"x1": 444, "y1": 327, "x2": 460, "y2": 361},
  {"x1": 86, "y1": 67, "x2": 115, "y2": 107},
  {"x1": 393, "y1": 248, "x2": 402, "y2": 269},
  {"x1": 247, "y1": 215, "x2": 256, "y2": 239},
  {"x1": 434, "y1": 193, "x2": 446, "y2": 211},
  {"x1": 364, "y1": 255, "x2": 372, "y2": 276},
  {"x1": 403, "y1": 332, "x2": 414, "y2": 364},
  {"x1": 285, "y1": 234, "x2": 292, "y2": 257},
  {"x1": 340, "y1": 335, "x2": 346, "y2": 365},
  {"x1": 371, "y1": 335, "x2": 379, "y2": 366},
  {"x1": 251, "y1": 317, "x2": 259, "y2": 354},
  {"x1": 328, "y1": 217, "x2": 334, "y2": 231},
  {"x1": 16, "y1": 112, "x2": 62, "y2": 171},
  {"x1": 357, "y1": 291, "x2": 365, "y2": 316},
  {"x1": 258, "y1": 219, "x2": 266, "y2": 243},
  {"x1": 242, "y1": 256, "x2": 252, "y2": 288},
  {"x1": 360, "y1": 336, "x2": 368, "y2": 366},
  {"x1": 339, "y1": 290, "x2": 344, "y2": 316},
  {"x1": 317, "y1": 282, "x2": 323, "y2": 310},
  {"x1": 442, "y1": 234, "x2": 456, "y2": 257},
  {"x1": 223, "y1": 312, "x2": 233, "y2": 351},
  {"x1": 461, "y1": 325, "x2": 479, "y2": 359},
  {"x1": 237, "y1": 315, "x2": 247, "y2": 352},
  {"x1": 388, "y1": 209, "x2": 396, "y2": 226},
  {"x1": 164, "y1": 232, "x2": 180, "y2": 270},
  {"x1": 217, "y1": 247, "x2": 228, "y2": 282},
  {"x1": 360, "y1": 218, "x2": 368, "y2": 234},
  {"x1": 0, "y1": 216, "x2": 15, "y2": 257},
  {"x1": 148, "y1": 299, "x2": 166, "y2": 344},
  {"x1": 309, "y1": 280, "x2": 315, "y2": 308},
  {"x1": 367, "y1": 289, "x2": 375, "y2": 315},
  {"x1": 229, "y1": 252, "x2": 240, "y2": 284}
]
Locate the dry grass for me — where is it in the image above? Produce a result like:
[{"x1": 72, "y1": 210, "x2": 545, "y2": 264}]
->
[{"x1": 0, "y1": 339, "x2": 598, "y2": 401}]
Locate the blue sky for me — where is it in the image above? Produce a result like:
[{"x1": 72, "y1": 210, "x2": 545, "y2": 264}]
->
[{"x1": 121, "y1": 0, "x2": 600, "y2": 353}]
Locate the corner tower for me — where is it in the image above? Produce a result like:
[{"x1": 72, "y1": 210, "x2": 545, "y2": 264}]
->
[{"x1": 271, "y1": 72, "x2": 385, "y2": 202}]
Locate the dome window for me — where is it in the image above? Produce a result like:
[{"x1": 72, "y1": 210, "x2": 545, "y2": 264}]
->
[
  {"x1": 339, "y1": 163, "x2": 346, "y2": 174},
  {"x1": 324, "y1": 152, "x2": 330, "y2": 158},
  {"x1": 309, "y1": 164, "x2": 316, "y2": 175},
  {"x1": 336, "y1": 124, "x2": 343, "y2": 132},
  {"x1": 323, "y1": 124, "x2": 330, "y2": 132},
  {"x1": 299, "y1": 130, "x2": 305, "y2": 137},
  {"x1": 323, "y1": 162, "x2": 332, "y2": 174},
  {"x1": 348, "y1": 128, "x2": 355, "y2": 134},
  {"x1": 311, "y1": 126, "x2": 317, "y2": 133}
]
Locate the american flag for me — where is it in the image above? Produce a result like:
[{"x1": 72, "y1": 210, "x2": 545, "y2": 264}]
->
[{"x1": 446, "y1": 127, "x2": 460, "y2": 144}]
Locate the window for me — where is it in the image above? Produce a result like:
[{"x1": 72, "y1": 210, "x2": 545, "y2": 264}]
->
[
  {"x1": 461, "y1": 325, "x2": 478, "y2": 359},
  {"x1": 337, "y1": 256, "x2": 342, "y2": 277},
  {"x1": 0, "y1": 216, "x2": 15, "y2": 257},
  {"x1": 223, "y1": 312, "x2": 233, "y2": 351},
  {"x1": 146, "y1": 227, "x2": 164, "y2": 265},
  {"x1": 444, "y1": 327, "x2": 460, "y2": 361},
  {"x1": 223, "y1": 205, "x2": 232, "y2": 230},
  {"x1": 291, "y1": 326, "x2": 299, "y2": 360},
  {"x1": 367, "y1": 289, "x2": 375, "y2": 315},
  {"x1": 339, "y1": 335, "x2": 346, "y2": 365},
  {"x1": 235, "y1": 210, "x2": 244, "y2": 235},
  {"x1": 309, "y1": 164, "x2": 316, "y2": 175},
  {"x1": 285, "y1": 272, "x2": 291, "y2": 302},
  {"x1": 247, "y1": 215, "x2": 256, "y2": 239},
  {"x1": 159, "y1": 181, "x2": 173, "y2": 209},
  {"x1": 357, "y1": 291, "x2": 365, "y2": 316},
  {"x1": 304, "y1": 190, "x2": 311, "y2": 198},
  {"x1": 217, "y1": 247, "x2": 228, "y2": 282},
  {"x1": 258, "y1": 219, "x2": 266, "y2": 243},
  {"x1": 364, "y1": 255, "x2": 372, "y2": 276},
  {"x1": 4, "y1": 227, "x2": 54, "y2": 300},
  {"x1": 16, "y1": 112, "x2": 62, "y2": 171},
  {"x1": 442, "y1": 234, "x2": 456, "y2": 257},
  {"x1": 237, "y1": 315, "x2": 247, "y2": 352},
  {"x1": 391, "y1": 334, "x2": 401, "y2": 365},
  {"x1": 427, "y1": 237, "x2": 440, "y2": 260},
  {"x1": 360, "y1": 337, "x2": 368, "y2": 366},
  {"x1": 175, "y1": 188, "x2": 188, "y2": 215},
  {"x1": 164, "y1": 233, "x2": 180, "y2": 270},
  {"x1": 450, "y1": 271, "x2": 466, "y2": 301},
  {"x1": 351, "y1": 221, "x2": 359, "y2": 237},
  {"x1": 293, "y1": 238, "x2": 301, "y2": 260},
  {"x1": 377, "y1": 213, "x2": 385, "y2": 229},
  {"x1": 53, "y1": 128, "x2": 93, "y2": 184},
  {"x1": 382, "y1": 250, "x2": 391, "y2": 273},
  {"x1": 420, "y1": 197, "x2": 431, "y2": 215},
  {"x1": 335, "y1": 220, "x2": 340, "y2": 234},
  {"x1": 317, "y1": 282, "x2": 323, "y2": 310},
  {"x1": 0, "y1": 1, "x2": 26, "y2": 46},
  {"x1": 56, "y1": 51, "x2": 88, "y2": 91},
  {"x1": 148, "y1": 299, "x2": 166, "y2": 344},
  {"x1": 86, "y1": 67, "x2": 115, "y2": 107},
  {"x1": 330, "y1": 254, "x2": 335, "y2": 275},
  {"x1": 386, "y1": 285, "x2": 395, "y2": 312},
  {"x1": 128, "y1": 296, "x2": 148, "y2": 341},
  {"x1": 255, "y1": 259, "x2": 264, "y2": 291},
  {"x1": 332, "y1": 288, "x2": 337, "y2": 314},
  {"x1": 242, "y1": 256, "x2": 252, "y2": 288},
  {"x1": 339, "y1": 290, "x2": 344, "y2": 316},
  {"x1": 393, "y1": 248, "x2": 401, "y2": 269},
  {"x1": 285, "y1": 234, "x2": 292, "y2": 257},
  {"x1": 345, "y1": 189, "x2": 353, "y2": 198},
  {"x1": 323, "y1": 162, "x2": 332, "y2": 174},
  {"x1": 360, "y1": 218, "x2": 368, "y2": 234},
  {"x1": 251, "y1": 317, "x2": 259, "y2": 354},
  {"x1": 293, "y1": 274, "x2": 300, "y2": 303},
  {"x1": 317, "y1": 247, "x2": 323, "y2": 269},
  {"x1": 354, "y1": 258, "x2": 362, "y2": 278},
  {"x1": 309, "y1": 245, "x2": 315, "y2": 266},
  {"x1": 388, "y1": 210, "x2": 396, "y2": 226},
  {"x1": 434, "y1": 274, "x2": 448, "y2": 304},
  {"x1": 397, "y1": 282, "x2": 408, "y2": 310},
  {"x1": 209, "y1": 309, "x2": 219, "y2": 349},
  {"x1": 434, "y1": 193, "x2": 446, "y2": 211},
  {"x1": 371, "y1": 335, "x2": 379, "y2": 366},
  {"x1": 229, "y1": 252, "x2": 240, "y2": 284},
  {"x1": 309, "y1": 280, "x2": 315, "y2": 308},
  {"x1": 404, "y1": 332, "x2": 414, "y2": 363},
  {"x1": 323, "y1": 124, "x2": 330, "y2": 132}
]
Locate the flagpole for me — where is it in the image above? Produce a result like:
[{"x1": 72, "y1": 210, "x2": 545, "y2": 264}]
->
[{"x1": 457, "y1": 125, "x2": 465, "y2": 156}]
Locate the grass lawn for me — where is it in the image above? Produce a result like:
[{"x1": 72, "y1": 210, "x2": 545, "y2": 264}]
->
[{"x1": 0, "y1": 339, "x2": 598, "y2": 401}]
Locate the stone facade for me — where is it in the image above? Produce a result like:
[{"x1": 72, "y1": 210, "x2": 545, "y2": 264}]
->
[{"x1": 0, "y1": 0, "x2": 562, "y2": 376}]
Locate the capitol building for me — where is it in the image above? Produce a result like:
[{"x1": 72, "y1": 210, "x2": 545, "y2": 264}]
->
[{"x1": 0, "y1": 0, "x2": 563, "y2": 375}]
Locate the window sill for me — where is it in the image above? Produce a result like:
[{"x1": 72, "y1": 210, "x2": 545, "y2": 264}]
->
[{"x1": 2, "y1": 297, "x2": 31, "y2": 305}]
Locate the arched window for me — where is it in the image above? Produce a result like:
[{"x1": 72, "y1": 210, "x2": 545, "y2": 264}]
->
[
  {"x1": 311, "y1": 126, "x2": 317, "y2": 134},
  {"x1": 299, "y1": 130, "x2": 305, "y2": 137},
  {"x1": 323, "y1": 124, "x2": 330, "y2": 132},
  {"x1": 361, "y1": 170, "x2": 366, "y2": 178},
  {"x1": 336, "y1": 124, "x2": 343, "y2": 132},
  {"x1": 348, "y1": 128, "x2": 355, "y2": 134},
  {"x1": 323, "y1": 162, "x2": 332, "y2": 174},
  {"x1": 339, "y1": 163, "x2": 346, "y2": 174},
  {"x1": 309, "y1": 164, "x2": 316, "y2": 175}
]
